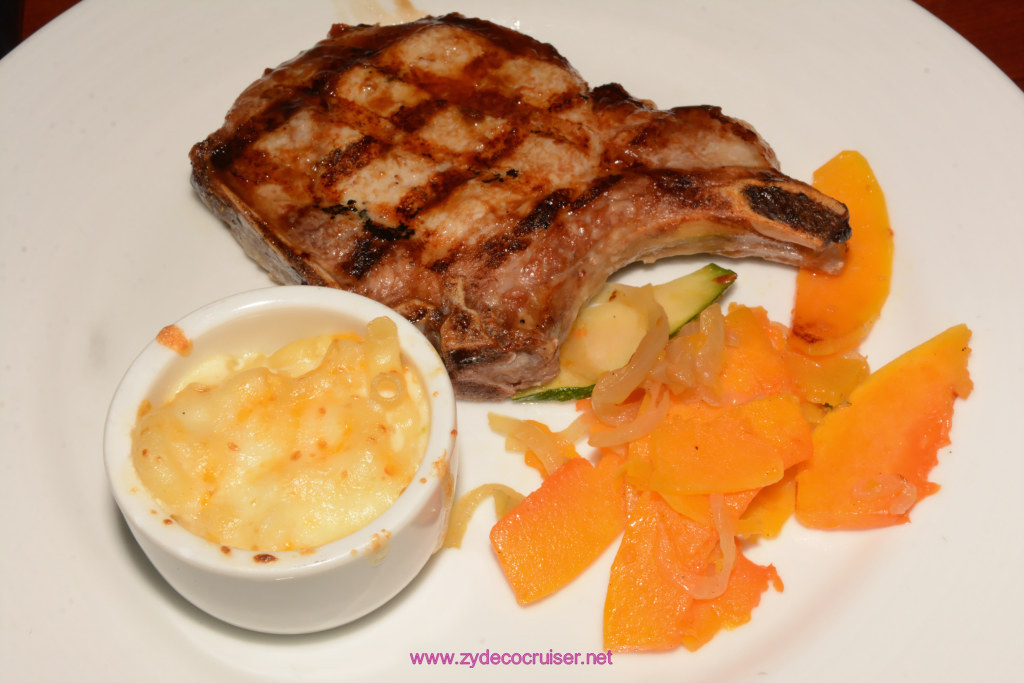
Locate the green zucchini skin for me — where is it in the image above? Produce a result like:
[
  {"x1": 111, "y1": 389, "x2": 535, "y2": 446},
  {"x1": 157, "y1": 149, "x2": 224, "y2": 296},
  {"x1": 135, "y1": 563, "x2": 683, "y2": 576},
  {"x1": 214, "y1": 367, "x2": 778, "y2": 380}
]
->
[
  {"x1": 513, "y1": 263, "x2": 736, "y2": 402},
  {"x1": 514, "y1": 385, "x2": 597, "y2": 402}
]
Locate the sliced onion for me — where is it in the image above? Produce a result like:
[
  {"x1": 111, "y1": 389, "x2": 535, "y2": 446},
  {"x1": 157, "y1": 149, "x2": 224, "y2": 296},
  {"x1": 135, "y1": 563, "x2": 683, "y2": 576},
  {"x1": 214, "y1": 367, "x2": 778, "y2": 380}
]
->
[
  {"x1": 852, "y1": 474, "x2": 918, "y2": 515},
  {"x1": 591, "y1": 285, "x2": 669, "y2": 424},
  {"x1": 681, "y1": 493, "x2": 738, "y2": 600},
  {"x1": 662, "y1": 334, "x2": 698, "y2": 391},
  {"x1": 693, "y1": 304, "x2": 726, "y2": 404},
  {"x1": 488, "y1": 412, "x2": 575, "y2": 477},
  {"x1": 558, "y1": 412, "x2": 597, "y2": 444},
  {"x1": 487, "y1": 412, "x2": 523, "y2": 438},
  {"x1": 695, "y1": 303, "x2": 726, "y2": 382},
  {"x1": 651, "y1": 496, "x2": 735, "y2": 601},
  {"x1": 660, "y1": 303, "x2": 726, "y2": 404},
  {"x1": 588, "y1": 380, "x2": 671, "y2": 448},
  {"x1": 886, "y1": 477, "x2": 919, "y2": 515},
  {"x1": 443, "y1": 483, "x2": 525, "y2": 549}
]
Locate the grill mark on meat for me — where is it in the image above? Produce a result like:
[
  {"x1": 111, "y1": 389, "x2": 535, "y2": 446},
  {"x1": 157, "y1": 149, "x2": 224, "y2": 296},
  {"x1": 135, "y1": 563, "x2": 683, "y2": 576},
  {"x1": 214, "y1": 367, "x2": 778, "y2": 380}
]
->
[
  {"x1": 345, "y1": 237, "x2": 389, "y2": 279},
  {"x1": 477, "y1": 126, "x2": 526, "y2": 167},
  {"x1": 341, "y1": 208, "x2": 416, "y2": 278},
  {"x1": 570, "y1": 175, "x2": 624, "y2": 211},
  {"x1": 307, "y1": 70, "x2": 337, "y2": 100},
  {"x1": 649, "y1": 169, "x2": 723, "y2": 210},
  {"x1": 480, "y1": 189, "x2": 573, "y2": 269},
  {"x1": 518, "y1": 190, "x2": 572, "y2": 234},
  {"x1": 207, "y1": 15, "x2": 580, "y2": 176},
  {"x1": 391, "y1": 99, "x2": 449, "y2": 132},
  {"x1": 700, "y1": 106, "x2": 765, "y2": 148},
  {"x1": 190, "y1": 13, "x2": 851, "y2": 399},
  {"x1": 359, "y1": 212, "x2": 413, "y2": 241},
  {"x1": 397, "y1": 168, "x2": 477, "y2": 220},
  {"x1": 210, "y1": 38, "x2": 422, "y2": 172},
  {"x1": 546, "y1": 91, "x2": 580, "y2": 114},
  {"x1": 317, "y1": 136, "x2": 390, "y2": 187},
  {"x1": 481, "y1": 235, "x2": 530, "y2": 269},
  {"x1": 428, "y1": 253, "x2": 456, "y2": 274},
  {"x1": 210, "y1": 98, "x2": 308, "y2": 170},
  {"x1": 480, "y1": 169, "x2": 518, "y2": 184},
  {"x1": 320, "y1": 200, "x2": 358, "y2": 216},
  {"x1": 591, "y1": 83, "x2": 779, "y2": 171},
  {"x1": 211, "y1": 48, "x2": 387, "y2": 170}
]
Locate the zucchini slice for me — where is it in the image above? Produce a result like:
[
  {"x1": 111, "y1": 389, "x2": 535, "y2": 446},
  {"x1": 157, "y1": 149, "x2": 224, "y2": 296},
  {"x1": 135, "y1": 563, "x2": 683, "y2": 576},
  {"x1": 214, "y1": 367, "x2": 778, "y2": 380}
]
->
[{"x1": 514, "y1": 263, "x2": 736, "y2": 401}]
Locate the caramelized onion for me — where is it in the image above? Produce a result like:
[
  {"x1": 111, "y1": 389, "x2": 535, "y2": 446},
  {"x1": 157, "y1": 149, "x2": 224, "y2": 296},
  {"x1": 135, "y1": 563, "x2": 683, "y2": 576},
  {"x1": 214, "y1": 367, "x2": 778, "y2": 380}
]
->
[
  {"x1": 558, "y1": 412, "x2": 597, "y2": 444},
  {"x1": 488, "y1": 413, "x2": 575, "y2": 477},
  {"x1": 588, "y1": 380, "x2": 671, "y2": 448},
  {"x1": 591, "y1": 285, "x2": 669, "y2": 424},
  {"x1": 694, "y1": 303, "x2": 726, "y2": 388},
  {"x1": 853, "y1": 474, "x2": 918, "y2": 515},
  {"x1": 681, "y1": 493, "x2": 737, "y2": 600},
  {"x1": 658, "y1": 303, "x2": 726, "y2": 404},
  {"x1": 443, "y1": 483, "x2": 524, "y2": 549}
]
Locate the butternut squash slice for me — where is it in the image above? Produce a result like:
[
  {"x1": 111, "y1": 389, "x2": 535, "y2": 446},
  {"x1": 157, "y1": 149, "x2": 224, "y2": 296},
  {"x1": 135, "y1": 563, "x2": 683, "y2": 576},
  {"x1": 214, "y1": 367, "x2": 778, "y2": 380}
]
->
[
  {"x1": 784, "y1": 348, "x2": 870, "y2": 409},
  {"x1": 735, "y1": 470, "x2": 798, "y2": 541},
  {"x1": 629, "y1": 395, "x2": 812, "y2": 496},
  {"x1": 655, "y1": 488, "x2": 759, "y2": 528},
  {"x1": 719, "y1": 304, "x2": 800, "y2": 404},
  {"x1": 678, "y1": 547, "x2": 783, "y2": 651},
  {"x1": 603, "y1": 491, "x2": 715, "y2": 652},
  {"x1": 603, "y1": 491, "x2": 782, "y2": 652},
  {"x1": 490, "y1": 452, "x2": 627, "y2": 604},
  {"x1": 795, "y1": 324, "x2": 973, "y2": 529},
  {"x1": 790, "y1": 151, "x2": 894, "y2": 356}
]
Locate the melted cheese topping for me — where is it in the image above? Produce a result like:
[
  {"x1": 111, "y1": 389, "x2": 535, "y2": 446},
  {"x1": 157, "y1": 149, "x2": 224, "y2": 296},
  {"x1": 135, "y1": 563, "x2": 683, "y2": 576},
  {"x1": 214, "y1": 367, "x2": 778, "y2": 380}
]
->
[{"x1": 131, "y1": 317, "x2": 429, "y2": 552}]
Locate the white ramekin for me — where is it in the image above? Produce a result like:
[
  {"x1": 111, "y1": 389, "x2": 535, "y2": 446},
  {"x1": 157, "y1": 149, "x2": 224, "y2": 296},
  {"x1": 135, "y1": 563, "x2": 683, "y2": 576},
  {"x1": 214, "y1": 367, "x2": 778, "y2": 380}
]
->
[{"x1": 104, "y1": 286, "x2": 458, "y2": 634}]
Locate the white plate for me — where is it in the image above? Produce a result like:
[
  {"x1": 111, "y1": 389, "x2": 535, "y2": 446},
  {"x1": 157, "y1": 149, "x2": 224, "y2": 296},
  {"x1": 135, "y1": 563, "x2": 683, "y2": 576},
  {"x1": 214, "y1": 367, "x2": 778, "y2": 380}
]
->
[{"x1": 3, "y1": 0, "x2": 1022, "y2": 680}]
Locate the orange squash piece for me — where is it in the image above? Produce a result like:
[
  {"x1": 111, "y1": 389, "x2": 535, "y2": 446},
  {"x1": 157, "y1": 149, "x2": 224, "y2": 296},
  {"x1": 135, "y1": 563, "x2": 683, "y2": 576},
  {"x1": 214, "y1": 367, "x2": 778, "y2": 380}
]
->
[
  {"x1": 603, "y1": 492, "x2": 781, "y2": 652},
  {"x1": 796, "y1": 324, "x2": 973, "y2": 529},
  {"x1": 679, "y1": 546, "x2": 783, "y2": 651},
  {"x1": 719, "y1": 305, "x2": 799, "y2": 403},
  {"x1": 784, "y1": 348, "x2": 870, "y2": 409},
  {"x1": 790, "y1": 151, "x2": 894, "y2": 356},
  {"x1": 657, "y1": 489, "x2": 760, "y2": 528},
  {"x1": 603, "y1": 491, "x2": 717, "y2": 652},
  {"x1": 735, "y1": 470, "x2": 798, "y2": 541},
  {"x1": 633, "y1": 395, "x2": 812, "y2": 496},
  {"x1": 490, "y1": 452, "x2": 626, "y2": 604}
]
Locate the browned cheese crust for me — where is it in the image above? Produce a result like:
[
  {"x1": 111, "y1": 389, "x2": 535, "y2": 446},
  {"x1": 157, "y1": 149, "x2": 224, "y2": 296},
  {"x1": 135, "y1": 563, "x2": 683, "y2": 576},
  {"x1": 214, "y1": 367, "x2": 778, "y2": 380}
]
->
[{"x1": 190, "y1": 13, "x2": 850, "y2": 399}]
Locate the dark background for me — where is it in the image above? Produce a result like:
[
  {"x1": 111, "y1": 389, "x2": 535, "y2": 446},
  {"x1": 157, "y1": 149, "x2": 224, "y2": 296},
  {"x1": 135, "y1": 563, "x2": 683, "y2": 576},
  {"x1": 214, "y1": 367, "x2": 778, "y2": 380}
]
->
[{"x1": 3, "y1": 0, "x2": 1022, "y2": 91}]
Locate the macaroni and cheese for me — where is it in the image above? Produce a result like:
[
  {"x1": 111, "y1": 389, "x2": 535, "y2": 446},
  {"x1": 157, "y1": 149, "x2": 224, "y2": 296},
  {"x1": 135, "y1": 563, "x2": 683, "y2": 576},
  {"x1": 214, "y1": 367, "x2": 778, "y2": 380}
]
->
[{"x1": 130, "y1": 317, "x2": 429, "y2": 552}]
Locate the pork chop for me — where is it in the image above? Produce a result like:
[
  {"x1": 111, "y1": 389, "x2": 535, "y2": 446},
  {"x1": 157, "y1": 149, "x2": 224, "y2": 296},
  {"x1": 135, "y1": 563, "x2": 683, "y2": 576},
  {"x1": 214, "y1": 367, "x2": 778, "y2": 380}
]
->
[{"x1": 190, "y1": 13, "x2": 850, "y2": 399}]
